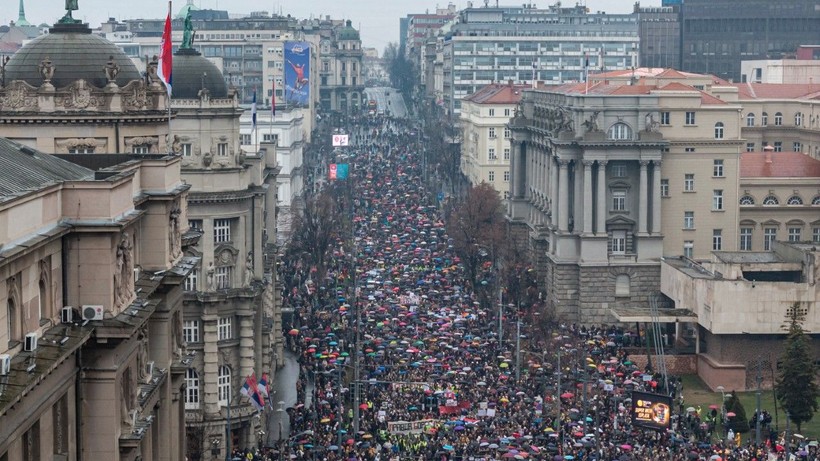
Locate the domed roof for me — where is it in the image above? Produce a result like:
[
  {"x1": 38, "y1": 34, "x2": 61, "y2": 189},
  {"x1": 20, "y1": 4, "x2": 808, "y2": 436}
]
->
[
  {"x1": 172, "y1": 48, "x2": 228, "y2": 99},
  {"x1": 176, "y1": 0, "x2": 200, "y2": 20},
  {"x1": 337, "y1": 20, "x2": 360, "y2": 41},
  {"x1": 4, "y1": 24, "x2": 141, "y2": 89}
]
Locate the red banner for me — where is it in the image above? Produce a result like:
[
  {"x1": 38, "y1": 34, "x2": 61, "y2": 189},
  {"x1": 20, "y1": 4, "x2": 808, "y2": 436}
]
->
[{"x1": 438, "y1": 402, "x2": 471, "y2": 415}]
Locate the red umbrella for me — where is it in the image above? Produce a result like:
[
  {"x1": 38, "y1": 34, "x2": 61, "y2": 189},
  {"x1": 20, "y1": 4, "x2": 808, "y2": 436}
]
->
[
  {"x1": 359, "y1": 403, "x2": 369, "y2": 410},
  {"x1": 288, "y1": 329, "x2": 299, "y2": 336},
  {"x1": 726, "y1": 412, "x2": 736, "y2": 417},
  {"x1": 561, "y1": 392, "x2": 574, "y2": 399},
  {"x1": 709, "y1": 404, "x2": 719, "y2": 410}
]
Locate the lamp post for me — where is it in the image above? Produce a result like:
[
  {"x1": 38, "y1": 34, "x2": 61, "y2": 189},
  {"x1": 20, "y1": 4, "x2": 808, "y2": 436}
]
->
[{"x1": 716, "y1": 385, "x2": 726, "y2": 435}]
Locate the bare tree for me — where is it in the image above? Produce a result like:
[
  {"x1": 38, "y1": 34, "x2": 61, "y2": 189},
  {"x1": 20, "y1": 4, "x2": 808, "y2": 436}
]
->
[{"x1": 286, "y1": 188, "x2": 341, "y2": 284}]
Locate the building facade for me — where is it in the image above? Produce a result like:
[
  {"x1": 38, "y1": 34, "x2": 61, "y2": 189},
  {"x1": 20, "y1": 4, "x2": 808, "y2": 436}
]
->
[{"x1": 637, "y1": 5, "x2": 681, "y2": 70}]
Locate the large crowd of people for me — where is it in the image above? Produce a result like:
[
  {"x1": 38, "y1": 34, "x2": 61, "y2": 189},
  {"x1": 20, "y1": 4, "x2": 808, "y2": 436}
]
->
[{"x1": 256, "y1": 113, "x2": 818, "y2": 461}]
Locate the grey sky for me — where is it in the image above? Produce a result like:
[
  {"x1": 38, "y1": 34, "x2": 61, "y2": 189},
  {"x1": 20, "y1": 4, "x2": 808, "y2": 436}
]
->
[{"x1": 12, "y1": 0, "x2": 659, "y2": 54}]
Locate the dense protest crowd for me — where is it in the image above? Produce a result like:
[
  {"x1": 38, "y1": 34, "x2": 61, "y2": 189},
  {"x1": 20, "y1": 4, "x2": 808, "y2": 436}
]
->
[{"x1": 249, "y1": 113, "x2": 819, "y2": 461}]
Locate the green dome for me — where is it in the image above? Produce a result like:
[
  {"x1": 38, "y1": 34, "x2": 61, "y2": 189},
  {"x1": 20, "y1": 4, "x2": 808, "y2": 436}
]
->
[
  {"x1": 172, "y1": 48, "x2": 228, "y2": 99},
  {"x1": 337, "y1": 20, "x2": 360, "y2": 41},
  {"x1": 177, "y1": 0, "x2": 200, "y2": 20}
]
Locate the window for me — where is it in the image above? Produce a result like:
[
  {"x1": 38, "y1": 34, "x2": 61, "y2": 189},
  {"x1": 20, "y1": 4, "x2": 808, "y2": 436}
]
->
[
  {"x1": 746, "y1": 142, "x2": 755, "y2": 152},
  {"x1": 608, "y1": 123, "x2": 632, "y2": 140},
  {"x1": 181, "y1": 143, "x2": 192, "y2": 156},
  {"x1": 489, "y1": 109, "x2": 495, "y2": 116},
  {"x1": 503, "y1": 171, "x2": 510, "y2": 182},
  {"x1": 504, "y1": 108, "x2": 510, "y2": 117},
  {"x1": 795, "y1": 112, "x2": 803, "y2": 126},
  {"x1": 7, "y1": 298, "x2": 19, "y2": 344},
  {"x1": 761, "y1": 112, "x2": 768, "y2": 126},
  {"x1": 764, "y1": 227, "x2": 777, "y2": 250},
  {"x1": 740, "y1": 227, "x2": 753, "y2": 251},
  {"x1": 658, "y1": 179, "x2": 669, "y2": 197},
  {"x1": 218, "y1": 316, "x2": 232, "y2": 340},
  {"x1": 185, "y1": 369, "x2": 200, "y2": 409},
  {"x1": 684, "y1": 147, "x2": 696, "y2": 153},
  {"x1": 684, "y1": 211, "x2": 694, "y2": 229},
  {"x1": 712, "y1": 190, "x2": 724, "y2": 210},
  {"x1": 612, "y1": 190, "x2": 626, "y2": 211},
  {"x1": 813, "y1": 227, "x2": 820, "y2": 243},
  {"x1": 774, "y1": 112, "x2": 782, "y2": 126},
  {"x1": 218, "y1": 366, "x2": 231, "y2": 406},
  {"x1": 611, "y1": 231, "x2": 626, "y2": 254},
  {"x1": 183, "y1": 320, "x2": 200, "y2": 343},
  {"x1": 739, "y1": 195, "x2": 755, "y2": 205},
  {"x1": 714, "y1": 122, "x2": 724, "y2": 139},
  {"x1": 713, "y1": 160, "x2": 724, "y2": 177},
  {"x1": 503, "y1": 148, "x2": 510, "y2": 160},
  {"x1": 712, "y1": 229, "x2": 723, "y2": 250},
  {"x1": 184, "y1": 268, "x2": 198, "y2": 291},
  {"x1": 773, "y1": 142, "x2": 782, "y2": 152},
  {"x1": 814, "y1": 196, "x2": 820, "y2": 205},
  {"x1": 614, "y1": 274, "x2": 630, "y2": 296},
  {"x1": 216, "y1": 266, "x2": 232, "y2": 289},
  {"x1": 612, "y1": 164, "x2": 627, "y2": 178},
  {"x1": 746, "y1": 113, "x2": 755, "y2": 127},
  {"x1": 787, "y1": 196, "x2": 803, "y2": 206},
  {"x1": 189, "y1": 219, "x2": 202, "y2": 231},
  {"x1": 788, "y1": 227, "x2": 801, "y2": 242},
  {"x1": 488, "y1": 127, "x2": 496, "y2": 139},
  {"x1": 488, "y1": 148, "x2": 497, "y2": 160},
  {"x1": 763, "y1": 195, "x2": 779, "y2": 206},
  {"x1": 504, "y1": 128, "x2": 511, "y2": 139},
  {"x1": 683, "y1": 241, "x2": 694, "y2": 258},
  {"x1": 684, "y1": 174, "x2": 694, "y2": 192},
  {"x1": 488, "y1": 171, "x2": 495, "y2": 182},
  {"x1": 793, "y1": 142, "x2": 802, "y2": 152},
  {"x1": 240, "y1": 134, "x2": 251, "y2": 145},
  {"x1": 68, "y1": 147, "x2": 94, "y2": 154},
  {"x1": 22, "y1": 421, "x2": 40, "y2": 461},
  {"x1": 685, "y1": 111, "x2": 695, "y2": 125},
  {"x1": 133, "y1": 145, "x2": 150, "y2": 154},
  {"x1": 214, "y1": 218, "x2": 232, "y2": 243},
  {"x1": 216, "y1": 143, "x2": 228, "y2": 156},
  {"x1": 660, "y1": 111, "x2": 670, "y2": 125}
]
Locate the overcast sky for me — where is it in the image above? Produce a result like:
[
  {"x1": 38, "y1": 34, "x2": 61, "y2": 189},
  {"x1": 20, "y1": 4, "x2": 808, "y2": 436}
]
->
[{"x1": 13, "y1": 0, "x2": 658, "y2": 54}]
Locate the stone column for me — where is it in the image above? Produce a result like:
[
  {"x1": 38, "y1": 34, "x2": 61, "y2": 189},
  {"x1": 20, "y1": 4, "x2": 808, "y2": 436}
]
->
[
  {"x1": 550, "y1": 157, "x2": 558, "y2": 222},
  {"x1": 596, "y1": 160, "x2": 608, "y2": 235},
  {"x1": 583, "y1": 160, "x2": 594, "y2": 234},
  {"x1": 558, "y1": 160, "x2": 570, "y2": 232},
  {"x1": 202, "y1": 316, "x2": 219, "y2": 414},
  {"x1": 239, "y1": 315, "x2": 254, "y2": 379},
  {"x1": 652, "y1": 160, "x2": 662, "y2": 234},
  {"x1": 573, "y1": 161, "x2": 584, "y2": 232},
  {"x1": 639, "y1": 160, "x2": 649, "y2": 234}
]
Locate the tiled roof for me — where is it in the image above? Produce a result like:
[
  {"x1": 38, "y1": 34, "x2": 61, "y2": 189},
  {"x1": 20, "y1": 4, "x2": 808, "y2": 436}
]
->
[
  {"x1": 736, "y1": 83, "x2": 820, "y2": 100},
  {"x1": 740, "y1": 152, "x2": 820, "y2": 178},
  {"x1": 464, "y1": 83, "x2": 528, "y2": 104},
  {"x1": 655, "y1": 82, "x2": 697, "y2": 91},
  {"x1": 0, "y1": 138, "x2": 93, "y2": 202}
]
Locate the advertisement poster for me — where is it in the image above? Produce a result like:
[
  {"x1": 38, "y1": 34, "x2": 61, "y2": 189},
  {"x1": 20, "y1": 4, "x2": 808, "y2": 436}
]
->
[
  {"x1": 631, "y1": 391, "x2": 672, "y2": 431},
  {"x1": 332, "y1": 134, "x2": 350, "y2": 147},
  {"x1": 284, "y1": 41, "x2": 310, "y2": 108}
]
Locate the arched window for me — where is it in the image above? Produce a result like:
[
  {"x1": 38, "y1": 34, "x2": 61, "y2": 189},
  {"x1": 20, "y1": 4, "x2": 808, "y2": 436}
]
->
[
  {"x1": 218, "y1": 365, "x2": 231, "y2": 406},
  {"x1": 185, "y1": 369, "x2": 200, "y2": 410},
  {"x1": 795, "y1": 112, "x2": 803, "y2": 126},
  {"x1": 608, "y1": 123, "x2": 632, "y2": 141},
  {"x1": 739, "y1": 195, "x2": 755, "y2": 206},
  {"x1": 7, "y1": 298, "x2": 19, "y2": 343},
  {"x1": 615, "y1": 274, "x2": 631, "y2": 297},
  {"x1": 774, "y1": 112, "x2": 783, "y2": 126},
  {"x1": 761, "y1": 112, "x2": 768, "y2": 126},
  {"x1": 746, "y1": 113, "x2": 755, "y2": 127},
  {"x1": 714, "y1": 122, "x2": 724, "y2": 139},
  {"x1": 787, "y1": 196, "x2": 803, "y2": 206},
  {"x1": 813, "y1": 195, "x2": 820, "y2": 206},
  {"x1": 763, "y1": 195, "x2": 779, "y2": 206}
]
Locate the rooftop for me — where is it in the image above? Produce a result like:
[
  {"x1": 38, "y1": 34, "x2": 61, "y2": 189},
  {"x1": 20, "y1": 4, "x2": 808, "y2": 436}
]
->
[
  {"x1": 0, "y1": 138, "x2": 93, "y2": 203},
  {"x1": 464, "y1": 82, "x2": 529, "y2": 104},
  {"x1": 740, "y1": 151, "x2": 820, "y2": 178}
]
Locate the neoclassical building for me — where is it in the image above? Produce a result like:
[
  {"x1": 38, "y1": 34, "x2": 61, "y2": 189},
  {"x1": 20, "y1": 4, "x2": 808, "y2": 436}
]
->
[
  {"x1": 170, "y1": 42, "x2": 282, "y2": 458},
  {"x1": 0, "y1": 138, "x2": 195, "y2": 461}
]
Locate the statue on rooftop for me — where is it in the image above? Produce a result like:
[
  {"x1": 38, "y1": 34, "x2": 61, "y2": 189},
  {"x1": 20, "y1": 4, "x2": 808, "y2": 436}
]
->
[
  {"x1": 181, "y1": 11, "x2": 195, "y2": 49},
  {"x1": 59, "y1": 0, "x2": 80, "y2": 24}
]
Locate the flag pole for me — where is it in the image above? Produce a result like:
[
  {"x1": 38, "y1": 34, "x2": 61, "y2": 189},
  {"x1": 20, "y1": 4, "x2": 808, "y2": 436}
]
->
[{"x1": 166, "y1": 1, "x2": 173, "y2": 152}]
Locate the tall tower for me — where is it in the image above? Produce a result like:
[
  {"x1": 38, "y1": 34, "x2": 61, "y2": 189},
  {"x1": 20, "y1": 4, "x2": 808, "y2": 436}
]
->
[{"x1": 17, "y1": 0, "x2": 32, "y2": 27}]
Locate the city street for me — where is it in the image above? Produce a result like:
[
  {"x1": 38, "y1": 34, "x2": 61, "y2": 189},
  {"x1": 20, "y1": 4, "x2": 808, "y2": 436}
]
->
[{"x1": 364, "y1": 87, "x2": 407, "y2": 118}]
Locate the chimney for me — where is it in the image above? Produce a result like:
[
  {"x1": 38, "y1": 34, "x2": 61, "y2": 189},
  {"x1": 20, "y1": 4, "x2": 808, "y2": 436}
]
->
[{"x1": 763, "y1": 144, "x2": 774, "y2": 164}]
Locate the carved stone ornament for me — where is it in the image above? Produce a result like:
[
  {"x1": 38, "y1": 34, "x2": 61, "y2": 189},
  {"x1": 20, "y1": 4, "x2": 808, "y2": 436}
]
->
[
  {"x1": 124, "y1": 136, "x2": 159, "y2": 153},
  {"x1": 39, "y1": 56, "x2": 55, "y2": 84},
  {"x1": 62, "y1": 80, "x2": 99, "y2": 109},
  {"x1": 124, "y1": 82, "x2": 149, "y2": 109},
  {"x1": 56, "y1": 138, "x2": 102, "y2": 152},
  {"x1": 169, "y1": 202, "x2": 182, "y2": 262},
  {"x1": 0, "y1": 81, "x2": 38, "y2": 109},
  {"x1": 147, "y1": 56, "x2": 160, "y2": 85},
  {"x1": 104, "y1": 55, "x2": 120, "y2": 84}
]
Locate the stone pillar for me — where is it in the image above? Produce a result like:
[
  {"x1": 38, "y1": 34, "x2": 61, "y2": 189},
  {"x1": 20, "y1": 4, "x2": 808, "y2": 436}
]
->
[
  {"x1": 652, "y1": 160, "x2": 662, "y2": 234},
  {"x1": 573, "y1": 161, "x2": 583, "y2": 233},
  {"x1": 583, "y1": 160, "x2": 594, "y2": 234},
  {"x1": 639, "y1": 160, "x2": 649, "y2": 234},
  {"x1": 596, "y1": 160, "x2": 608, "y2": 235},
  {"x1": 511, "y1": 141, "x2": 521, "y2": 198},
  {"x1": 239, "y1": 315, "x2": 255, "y2": 379},
  {"x1": 558, "y1": 160, "x2": 570, "y2": 232},
  {"x1": 202, "y1": 316, "x2": 219, "y2": 414}
]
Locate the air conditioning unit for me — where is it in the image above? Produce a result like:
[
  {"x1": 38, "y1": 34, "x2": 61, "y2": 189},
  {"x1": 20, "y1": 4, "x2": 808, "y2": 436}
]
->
[
  {"x1": 24, "y1": 333, "x2": 38, "y2": 352},
  {"x1": 61, "y1": 306, "x2": 75, "y2": 324},
  {"x1": 82, "y1": 305, "x2": 104, "y2": 321},
  {"x1": 0, "y1": 354, "x2": 10, "y2": 375}
]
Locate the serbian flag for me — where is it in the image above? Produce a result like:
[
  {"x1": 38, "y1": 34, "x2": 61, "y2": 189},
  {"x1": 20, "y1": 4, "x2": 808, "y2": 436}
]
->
[
  {"x1": 157, "y1": 4, "x2": 173, "y2": 98},
  {"x1": 271, "y1": 79, "x2": 276, "y2": 117},
  {"x1": 258, "y1": 373, "x2": 270, "y2": 399},
  {"x1": 251, "y1": 89, "x2": 258, "y2": 132}
]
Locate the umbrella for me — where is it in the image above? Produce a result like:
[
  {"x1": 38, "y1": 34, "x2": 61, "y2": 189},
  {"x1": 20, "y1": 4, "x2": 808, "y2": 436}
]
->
[
  {"x1": 288, "y1": 329, "x2": 299, "y2": 336},
  {"x1": 686, "y1": 407, "x2": 695, "y2": 412},
  {"x1": 726, "y1": 411, "x2": 736, "y2": 417}
]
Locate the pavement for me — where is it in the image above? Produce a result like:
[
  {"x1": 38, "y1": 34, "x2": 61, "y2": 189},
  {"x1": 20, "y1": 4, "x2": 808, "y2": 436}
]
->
[
  {"x1": 364, "y1": 87, "x2": 407, "y2": 118},
  {"x1": 266, "y1": 350, "x2": 313, "y2": 444}
]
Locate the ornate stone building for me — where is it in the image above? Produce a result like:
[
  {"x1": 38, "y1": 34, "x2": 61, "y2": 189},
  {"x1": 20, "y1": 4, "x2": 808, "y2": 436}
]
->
[
  {"x1": 170, "y1": 41, "x2": 282, "y2": 458},
  {"x1": 0, "y1": 139, "x2": 195, "y2": 461}
]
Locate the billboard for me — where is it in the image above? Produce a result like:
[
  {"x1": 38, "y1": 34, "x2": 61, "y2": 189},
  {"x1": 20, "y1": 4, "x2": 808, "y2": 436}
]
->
[
  {"x1": 332, "y1": 134, "x2": 349, "y2": 147},
  {"x1": 328, "y1": 164, "x2": 349, "y2": 180},
  {"x1": 284, "y1": 41, "x2": 310, "y2": 108},
  {"x1": 631, "y1": 391, "x2": 672, "y2": 431}
]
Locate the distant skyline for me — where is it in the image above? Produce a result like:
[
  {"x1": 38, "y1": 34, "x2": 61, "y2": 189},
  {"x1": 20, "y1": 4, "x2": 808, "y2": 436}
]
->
[{"x1": 10, "y1": 0, "x2": 660, "y2": 54}]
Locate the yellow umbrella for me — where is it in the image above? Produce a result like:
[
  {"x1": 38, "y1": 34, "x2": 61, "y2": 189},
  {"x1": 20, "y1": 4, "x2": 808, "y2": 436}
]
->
[{"x1": 500, "y1": 362, "x2": 509, "y2": 368}]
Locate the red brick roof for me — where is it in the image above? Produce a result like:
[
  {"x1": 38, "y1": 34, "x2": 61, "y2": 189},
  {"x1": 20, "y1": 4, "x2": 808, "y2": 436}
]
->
[
  {"x1": 464, "y1": 83, "x2": 529, "y2": 104},
  {"x1": 740, "y1": 152, "x2": 820, "y2": 178},
  {"x1": 734, "y1": 83, "x2": 820, "y2": 100}
]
